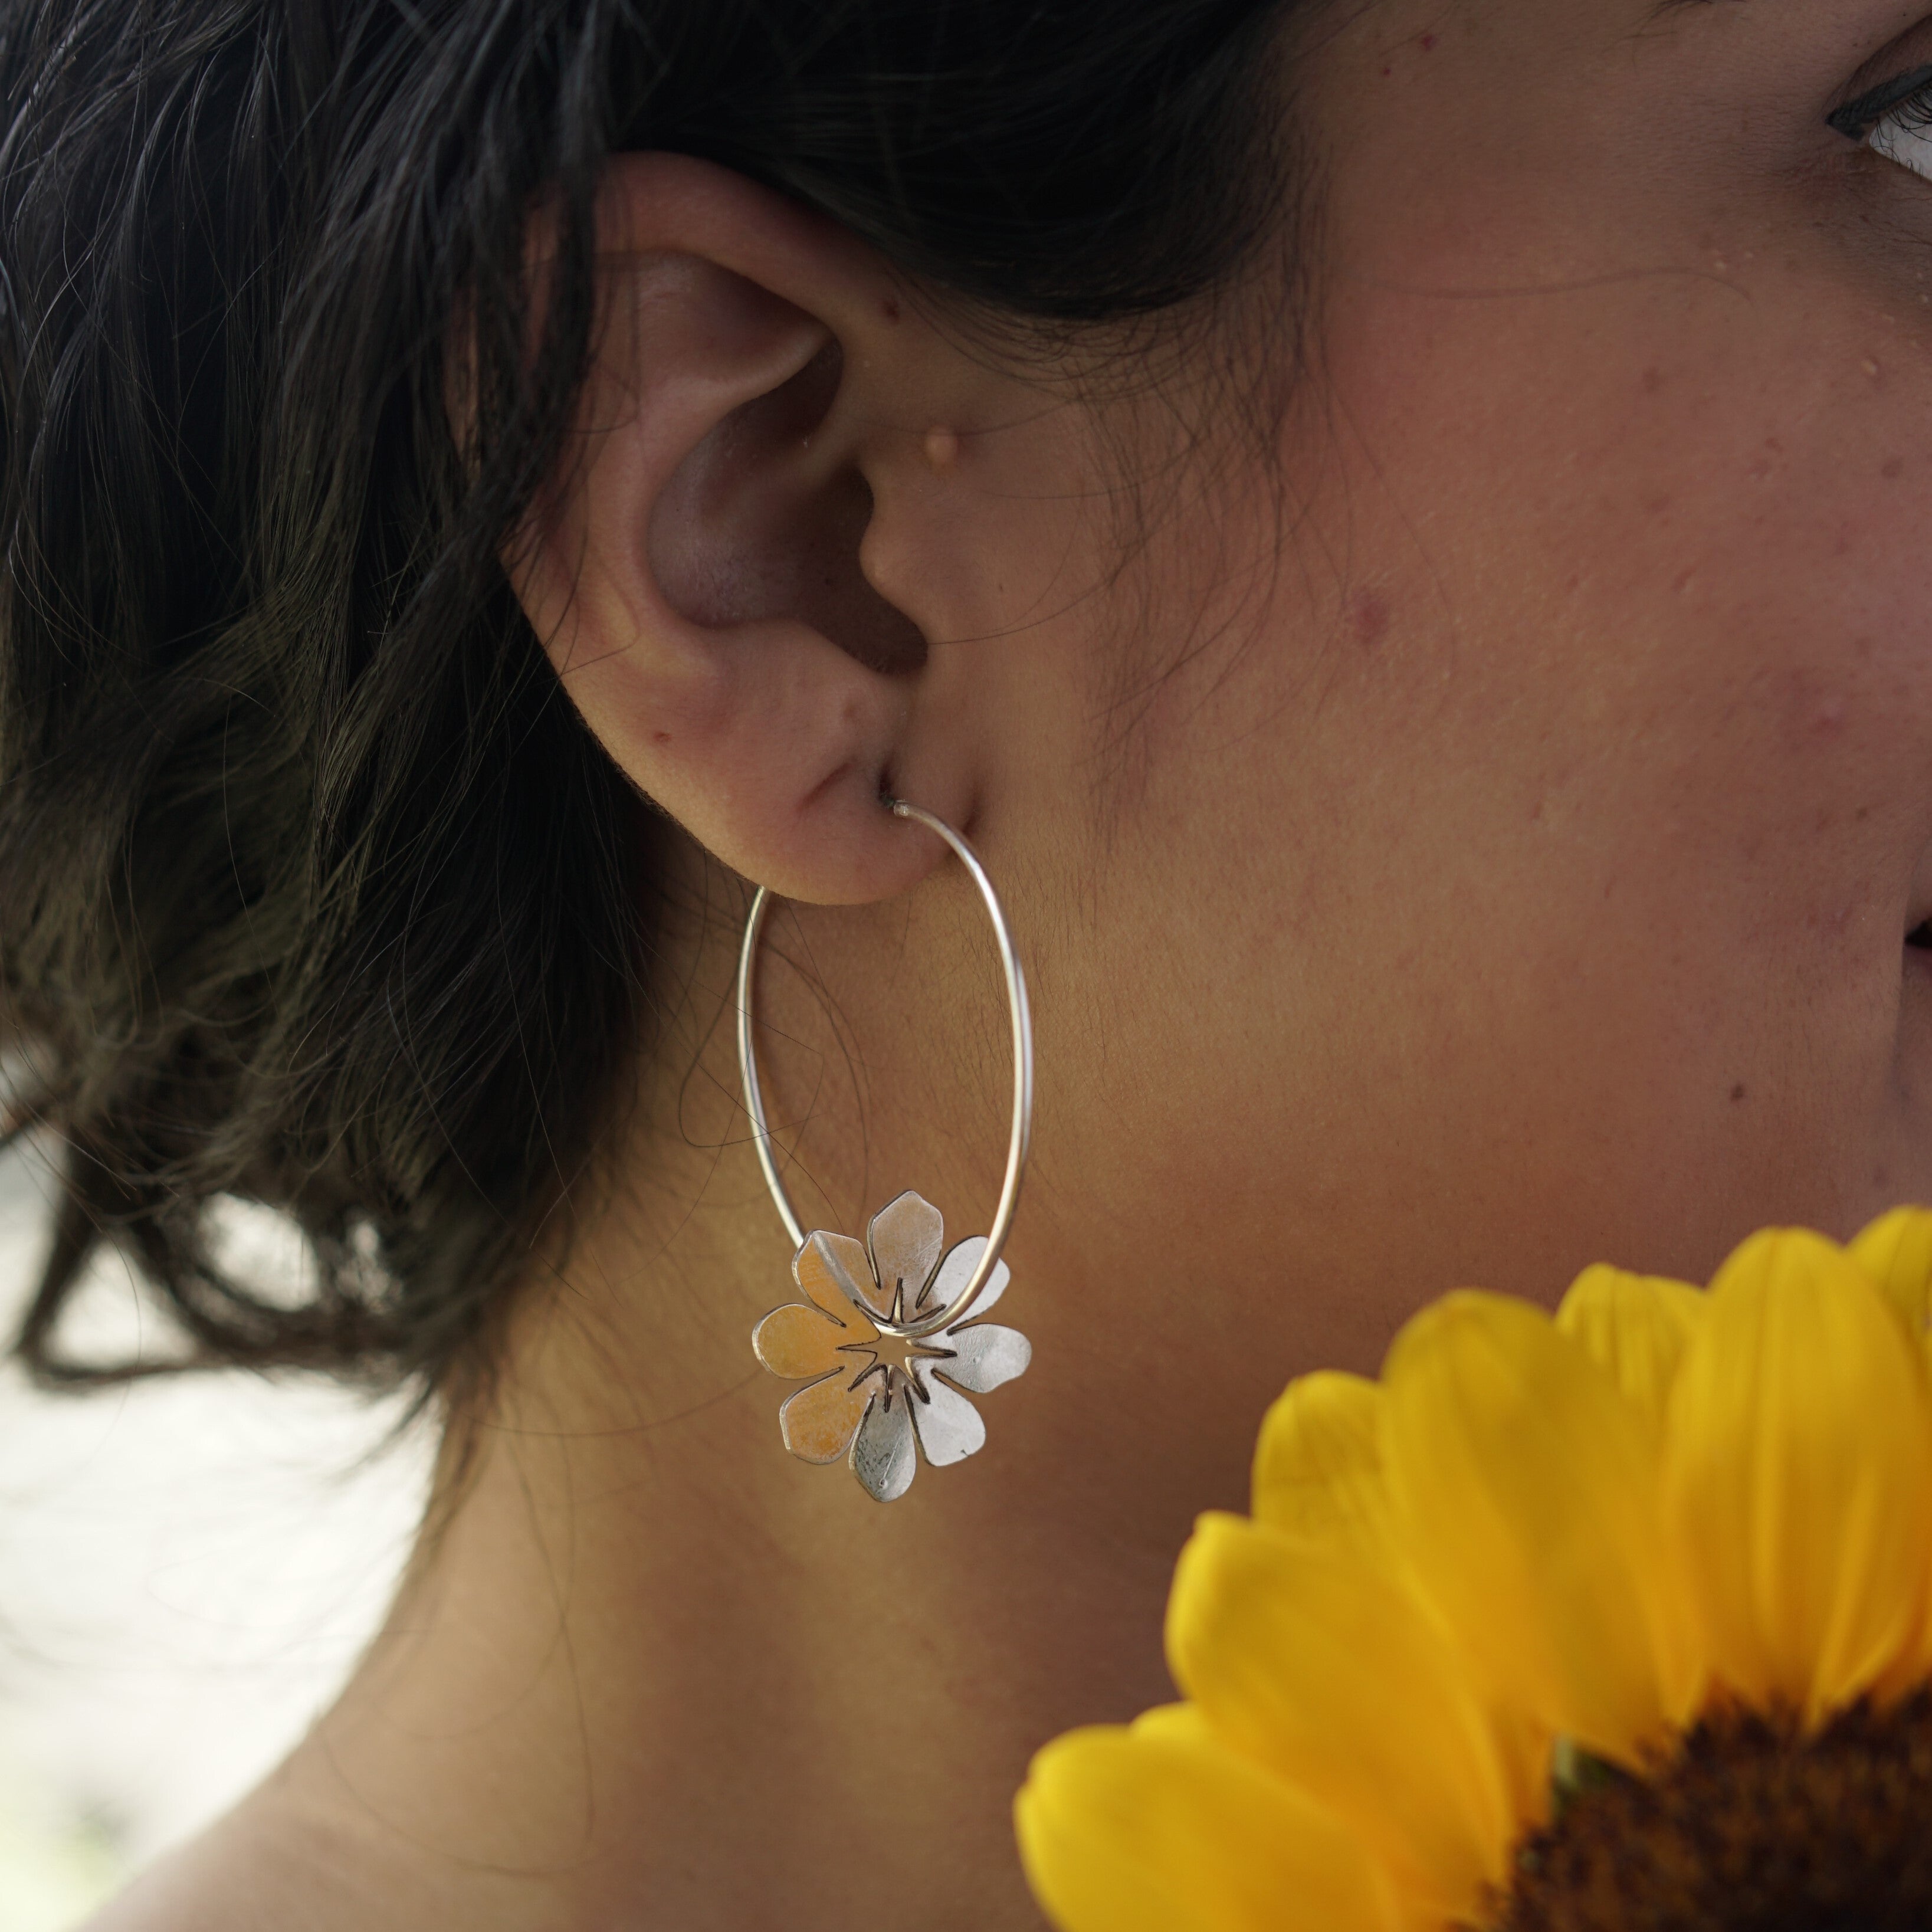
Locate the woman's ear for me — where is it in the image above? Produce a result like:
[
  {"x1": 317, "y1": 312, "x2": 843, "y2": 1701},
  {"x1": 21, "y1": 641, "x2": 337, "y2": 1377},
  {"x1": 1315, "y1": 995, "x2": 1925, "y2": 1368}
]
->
[{"x1": 510, "y1": 152, "x2": 1013, "y2": 904}]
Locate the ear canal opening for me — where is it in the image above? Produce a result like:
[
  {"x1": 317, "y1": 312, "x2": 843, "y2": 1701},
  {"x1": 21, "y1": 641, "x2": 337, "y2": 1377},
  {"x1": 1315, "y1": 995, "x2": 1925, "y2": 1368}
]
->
[{"x1": 650, "y1": 337, "x2": 929, "y2": 679}]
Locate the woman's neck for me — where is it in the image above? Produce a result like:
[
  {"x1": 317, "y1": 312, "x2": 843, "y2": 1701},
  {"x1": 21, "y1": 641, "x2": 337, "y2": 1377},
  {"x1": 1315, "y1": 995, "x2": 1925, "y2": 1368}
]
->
[
  {"x1": 93, "y1": 894, "x2": 1236, "y2": 1930},
  {"x1": 90, "y1": 865, "x2": 1306, "y2": 1932},
  {"x1": 234, "y1": 1176, "x2": 1188, "y2": 1928}
]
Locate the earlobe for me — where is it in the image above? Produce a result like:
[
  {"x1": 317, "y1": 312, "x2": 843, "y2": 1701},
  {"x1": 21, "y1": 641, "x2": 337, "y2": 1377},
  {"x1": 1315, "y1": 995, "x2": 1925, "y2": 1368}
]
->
[{"x1": 510, "y1": 156, "x2": 970, "y2": 907}]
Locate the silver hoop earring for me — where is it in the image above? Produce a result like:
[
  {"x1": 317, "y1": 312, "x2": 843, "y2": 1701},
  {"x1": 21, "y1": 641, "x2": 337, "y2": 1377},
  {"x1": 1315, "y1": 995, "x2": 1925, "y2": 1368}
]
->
[{"x1": 737, "y1": 799, "x2": 1034, "y2": 1503}]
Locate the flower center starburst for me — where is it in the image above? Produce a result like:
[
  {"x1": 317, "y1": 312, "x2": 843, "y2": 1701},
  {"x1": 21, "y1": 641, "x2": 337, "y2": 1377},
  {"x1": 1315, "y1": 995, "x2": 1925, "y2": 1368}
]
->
[{"x1": 840, "y1": 1324, "x2": 953, "y2": 1396}]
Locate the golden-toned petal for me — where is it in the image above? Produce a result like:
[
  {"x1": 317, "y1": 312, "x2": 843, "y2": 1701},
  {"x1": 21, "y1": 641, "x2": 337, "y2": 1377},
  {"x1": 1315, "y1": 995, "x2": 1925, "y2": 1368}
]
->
[
  {"x1": 1556, "y1": 1265, "x2": 1705, "y2": 1429},
  {"x1": 1251, "y1": 1371, "x2": 1388, "y2": 1550},
  {"x1": 867, "y1": 1190, "x2": 944, "y2": 1318},
  {"x1": 1166, "y1": 1513, "x2": 1520, "y2": 1919},
  {"x1": 1015, "y1": 1704, "x2": 1403, "y2": 1932},
  {"x1": 1848, "y1": 1206, "x2": 1932, "y2": 1339},
  {"x1": 1383, "y1": 1292, "x2": 1701, "y2": 1766},
  {"x1": 1662, "y1": 1227, "x2": 1932, "y2": 1726},
  {"x1": 751, "y1": 1303, "x2": 850, "y2": 1381},
  {"x1": 793, "y1": 1232, "x2": 880, "y2": 1335},
  {"x1": 778, "y1": 1370, "x2": 871, "y2": 1465}
]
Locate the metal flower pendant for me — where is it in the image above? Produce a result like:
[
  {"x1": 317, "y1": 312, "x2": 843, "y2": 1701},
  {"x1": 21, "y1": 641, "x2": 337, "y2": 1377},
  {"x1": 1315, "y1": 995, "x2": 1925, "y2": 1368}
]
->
[{"x1": 750, "y1": 1190, "x2": 1032, "y2": 1502}]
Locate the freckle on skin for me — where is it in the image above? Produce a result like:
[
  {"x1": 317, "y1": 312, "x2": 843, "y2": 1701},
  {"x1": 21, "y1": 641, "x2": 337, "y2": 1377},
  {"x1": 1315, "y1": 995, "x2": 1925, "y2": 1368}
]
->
[
  {"x1": 1419, "y1": 31, "x2": 1436, "y2": 50},
  {"x1": 1884, "y1": 457, "x2": 1904, "y2": 479},
  {"x1": 1731, "y1": 1084, "x2": 1747, "y2": 1103},
  {"x1": 924, "y1": 426, "x2": 959, "y2": 472},
  {"x1": 881, "y1": 297, "x2": 900, "y2": 323}
]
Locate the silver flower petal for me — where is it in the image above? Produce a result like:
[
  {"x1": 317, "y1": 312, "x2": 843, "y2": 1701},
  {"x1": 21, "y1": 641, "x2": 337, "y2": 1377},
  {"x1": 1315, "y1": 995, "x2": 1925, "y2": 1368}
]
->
[
  {"x1": 867, "y1": 1191, "x2": 944, "y2": 1318},
  {"x1": 936, "y1": 1323, "x2": 1031, "y2": 1394},
  {"x1": 919, "y1": 1235, "x2": 1011, "y2": 1323},
  {"x1": 911, "y1": 1375, "x2": 986, "y2": 1467},
  {"x1": 850, "y1": 1386, "x2": 918, "y2": 1501},
  {"x1": 799, "y1": 1229, "x2": 879, "y2": 1320}
]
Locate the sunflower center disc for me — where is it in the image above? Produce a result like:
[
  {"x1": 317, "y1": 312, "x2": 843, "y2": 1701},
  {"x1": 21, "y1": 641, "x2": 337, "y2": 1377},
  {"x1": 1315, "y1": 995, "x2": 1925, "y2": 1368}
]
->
[{"x1": 1493, "y1": 1690, "x2": 1932, "y2": 1930}]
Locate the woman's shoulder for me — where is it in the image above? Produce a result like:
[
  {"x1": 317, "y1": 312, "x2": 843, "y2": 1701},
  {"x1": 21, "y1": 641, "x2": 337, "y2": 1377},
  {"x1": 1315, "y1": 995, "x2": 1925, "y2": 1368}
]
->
[
  {"x1": 80, "y1": 1805, "x2": 370, "y2": 1932},
  {"x1": 76, "y1": 1792, "x2": 563, "y2": 1932}
]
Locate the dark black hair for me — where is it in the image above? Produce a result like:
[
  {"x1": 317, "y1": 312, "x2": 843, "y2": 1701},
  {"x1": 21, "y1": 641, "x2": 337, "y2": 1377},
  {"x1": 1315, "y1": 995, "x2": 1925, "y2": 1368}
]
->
[{"x1": 0, "y1": 0, "x2": 1293, "y2": 1405}]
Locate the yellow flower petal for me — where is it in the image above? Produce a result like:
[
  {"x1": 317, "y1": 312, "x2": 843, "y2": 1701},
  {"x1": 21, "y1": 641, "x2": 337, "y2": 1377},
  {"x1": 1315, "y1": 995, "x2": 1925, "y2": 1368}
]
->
[
  {"x1": 1662, "y1": 1228, "x2": 1932, "y2": 1726},
  {"x1": 751, "y1": 1302, "x2": 851, "y2": 1381},
  {"x1": 1848, "y1": 1206, "x2": 1932, "y2": 1339},
  {"x1": 1016, "y1": 1704, "x2": 1403, "y2": 1932},
  {"x1": 778, "y1": 1370, "x2": 871, "y2": 1464},
  {"x1": 1556, "y1": 1265, "x2": 1705, "y2": 1429},
  {"x1": 1383, "y1": 1292, "x2": 1701, "y2": 1764},
  {"x1": 1251, "y1": 1371, "x2": 1388, "y2": 1550},
  {"x1": 1166, "y1": 1513, "x2": 1518, "y2": 1918}
]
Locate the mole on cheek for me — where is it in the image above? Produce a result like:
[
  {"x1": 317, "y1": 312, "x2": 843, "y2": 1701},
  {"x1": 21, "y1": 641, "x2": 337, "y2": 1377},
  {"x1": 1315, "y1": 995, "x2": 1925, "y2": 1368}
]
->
[{"x1": 1346, "y1": 588, "x2": 1392, "y2": 649}]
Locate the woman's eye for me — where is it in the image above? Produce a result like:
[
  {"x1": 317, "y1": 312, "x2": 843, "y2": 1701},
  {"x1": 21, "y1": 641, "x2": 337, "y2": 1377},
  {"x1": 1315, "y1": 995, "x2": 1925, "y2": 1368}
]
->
[
  {"x1": 1870, "y1": 98, "x2": 1932, "y2": 182},
  {"x1": 1832, "y1": 62, "x2": 1932, "y2": 182}
]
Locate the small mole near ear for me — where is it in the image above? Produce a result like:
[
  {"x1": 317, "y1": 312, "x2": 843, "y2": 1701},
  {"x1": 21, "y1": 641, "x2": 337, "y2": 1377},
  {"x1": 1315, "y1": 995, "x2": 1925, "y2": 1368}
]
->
[
  {"x1": 881, "y1": 296, "x2": 901, "y2": 323},
  {"x1": 1346, "y1": 587, "x2": 1390, "y2": 649},
  {"x1": 923, "y1": 427, "x2": 960, "y2": 473},
  {"x1": 1730, "y1": 1083, "x2": 1747, "y2": 1103}
]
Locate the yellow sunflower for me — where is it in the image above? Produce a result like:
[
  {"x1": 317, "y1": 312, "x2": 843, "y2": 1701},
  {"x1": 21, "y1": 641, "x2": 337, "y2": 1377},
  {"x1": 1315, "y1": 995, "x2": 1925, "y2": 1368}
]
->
[{"x1": 1015, "y1": 1211, "x2": 1932, "y2": 1930}]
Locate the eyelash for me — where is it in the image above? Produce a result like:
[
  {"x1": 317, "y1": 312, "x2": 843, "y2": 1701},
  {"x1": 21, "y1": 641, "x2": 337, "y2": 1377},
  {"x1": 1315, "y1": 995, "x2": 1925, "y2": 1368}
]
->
[{"x1": 1830, "y1": 61, "x2": 1932, "y2": 142}]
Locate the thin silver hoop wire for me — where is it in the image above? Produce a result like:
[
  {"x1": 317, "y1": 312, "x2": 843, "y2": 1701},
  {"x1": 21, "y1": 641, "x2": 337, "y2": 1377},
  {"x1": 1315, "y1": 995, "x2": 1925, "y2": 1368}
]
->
[{"x1": 734, "y1": 799, "x2": 1033, "y2": 1336}]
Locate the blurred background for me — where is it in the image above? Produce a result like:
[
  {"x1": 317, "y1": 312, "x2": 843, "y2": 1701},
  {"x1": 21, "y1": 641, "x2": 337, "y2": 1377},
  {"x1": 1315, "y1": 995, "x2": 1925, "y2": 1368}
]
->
[{"x1": 0, "y1": 1140, "x2": 434, "y2": 1929}]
